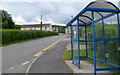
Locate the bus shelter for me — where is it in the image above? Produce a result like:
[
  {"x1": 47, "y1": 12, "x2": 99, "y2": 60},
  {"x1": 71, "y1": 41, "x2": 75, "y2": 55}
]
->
[{"x1": 66, "y1": 1, "x2": 120, "y2": 75}]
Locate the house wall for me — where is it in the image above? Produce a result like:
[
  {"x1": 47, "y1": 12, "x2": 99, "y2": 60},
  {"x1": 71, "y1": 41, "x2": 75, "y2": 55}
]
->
[
  {"x1": 65, "y1": 26, "x2": 77, "y2": 35},
  {"x1": 21, "y1": 24, "x2": 59, "y2": 32},
  {"x1": 21, "y1": 27, "x2": 40, "y2": 30},
  {"x1": 52, "y1": 27, "x2": 58, "y2": 32}
]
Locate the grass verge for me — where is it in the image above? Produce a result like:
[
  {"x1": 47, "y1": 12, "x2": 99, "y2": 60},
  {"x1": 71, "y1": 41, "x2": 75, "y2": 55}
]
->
[{"x1": 63, "y1": 49, "x2": 120, "y2": 74}]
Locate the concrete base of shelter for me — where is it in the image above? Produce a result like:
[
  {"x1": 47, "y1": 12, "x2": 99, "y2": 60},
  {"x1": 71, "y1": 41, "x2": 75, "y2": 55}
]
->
[{"x1": 65, "y1": 60, "x2": 113, "y2": 74}]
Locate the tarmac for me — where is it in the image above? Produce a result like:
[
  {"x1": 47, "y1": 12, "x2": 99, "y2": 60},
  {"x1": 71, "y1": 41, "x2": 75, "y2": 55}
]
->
[
  {"x1": 28, "y1": 38, "x2": 72, "y2": 73},
  {"x1": 27, "y1": 37, "x2": 114, "y2": 75}
]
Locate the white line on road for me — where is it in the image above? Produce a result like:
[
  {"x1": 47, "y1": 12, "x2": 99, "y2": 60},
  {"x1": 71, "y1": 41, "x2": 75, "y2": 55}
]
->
[
  {"x1": 9, "y1": 67, "x2": 14, "y2": 70},
  {"x1": 26, "y1": 36, "x2": 66, "y2": 74},
  {"x1": 21, "y1": 61, "x2": 30, "y2": 65},
  {"x1": 26, "y1": 57, "x2": 39, "y2": 74},
  {"x1": 1, "y1": 44, "x2": 18, "y2": 48}
]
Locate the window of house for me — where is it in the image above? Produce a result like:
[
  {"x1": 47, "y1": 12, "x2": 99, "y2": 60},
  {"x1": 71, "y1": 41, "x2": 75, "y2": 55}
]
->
[{"x1": 45, "y1": 27, "x2": 47, "y2": 30}]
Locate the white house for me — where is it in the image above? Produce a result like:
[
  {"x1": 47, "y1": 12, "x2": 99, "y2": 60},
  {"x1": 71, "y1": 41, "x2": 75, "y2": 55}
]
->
[
  {"x1": 21, "y1": 23, "x2": 58, "y2": 32},
  {"x1": 65, "y1": 25, "x2": 77, "y2": 35}
]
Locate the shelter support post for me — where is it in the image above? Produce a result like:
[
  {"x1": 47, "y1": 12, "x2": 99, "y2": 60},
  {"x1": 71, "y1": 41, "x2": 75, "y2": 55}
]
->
[
  {"x1": 101, "y1": 16, "x2": 107, "y2": 62},
  {"x1": 70, "y1": 25, "x2": 74, "y2": 64},
  {"x1": 66, "y1": 1, "x2": 120, "y2": 73},
  {"x1": 91, "y1": 11, "x2": 97, "y2": 75},
  {"x1": 117, "y1": 13, "x2": 120, "y2": 66},
  {"x1": 117, "y1": 13, "x2": 120, "y2": 39},
  {"x1": 85, "y1": 26, "x2": 88, "y2": 57},
  {"x1": 77, "y1": 18, "x2": 81, "y2": 68}
]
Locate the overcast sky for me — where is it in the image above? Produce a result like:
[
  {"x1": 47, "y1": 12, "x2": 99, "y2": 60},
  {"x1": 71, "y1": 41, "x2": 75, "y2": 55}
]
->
[{"x1": 0, "y1": 0, "x2": 119, "y2": 25}]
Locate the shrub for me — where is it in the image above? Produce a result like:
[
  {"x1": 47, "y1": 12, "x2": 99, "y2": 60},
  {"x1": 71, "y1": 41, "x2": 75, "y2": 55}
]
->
[{"x1": 2, "y1": 29, "x2": 58, "y2": 44}]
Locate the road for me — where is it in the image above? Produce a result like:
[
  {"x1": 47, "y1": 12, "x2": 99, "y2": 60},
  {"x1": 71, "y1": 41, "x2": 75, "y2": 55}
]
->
[
  {"x1": 2, "y1": 35, "x2": 66, "y2": 73},
  {"x1": 28, "y1": 38, "x2": 72, "y2": 73}
]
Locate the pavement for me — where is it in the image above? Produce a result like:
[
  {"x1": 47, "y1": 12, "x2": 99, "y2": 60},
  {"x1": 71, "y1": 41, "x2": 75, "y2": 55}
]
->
[
  {"x1": 65, "y1": 44, "x2": 114, "y2": 75},
  {"x1": 28, "y1": 38, "x2": 72, "y2": 73},
  {"x1": 2, "y1": 35, "x2": 66, "y2": 73},
  {"x1": 65, "y1": 60, "x2": 112, "y2": 74}
]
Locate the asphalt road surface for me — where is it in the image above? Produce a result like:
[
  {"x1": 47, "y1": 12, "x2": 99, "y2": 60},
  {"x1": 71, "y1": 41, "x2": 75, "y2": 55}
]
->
[
  {"x1": 2, "y1": 35, "x2": 66, "y2": 73},
  {"x1": 28, "y1": 38, "x2": 72, "y2": 73}
]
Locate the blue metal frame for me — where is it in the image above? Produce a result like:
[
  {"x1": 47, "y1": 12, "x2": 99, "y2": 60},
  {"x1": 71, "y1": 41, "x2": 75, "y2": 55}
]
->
[
  {"x1": 85, "y1": 26, "x2": 88, "y2": 57},
  {"x1": 81, "y1": 15, "x2": 92, "y2": 21},
  {"x1": 72, "y1": 39, "x2": 92, "y2": 42},
  {"x1": 67, "y1": 1, "x2": 120, "y2": 75},
  {"x1": 77, "y1": 18, "x2": 81, "y2": 68},
  {"x1": 91, "y1": 11, "x2": 97, "y2": 75},
  {"x1": 86, "y1": 7, "x2": 120, "y2": 13},
  {"x1": 101, "y1": 16, "x2": 107, "y2": 62},
  {"x1": 117, "y1": 13, "x2": 120, "y2": 39},
  {"x1": 66, "y1": 8, "x2": 120, "y2": 26},
  {"x1": 70, "y1": 25, "x2": 74, "y2": 64},
  {"x1": 96, "y1": 67, "x2": 120, "y2": 71},
  {"x1": 78, "y1": 20, "x2": 86, "y2": 25},
  {"x1": 86, "y1": 13, "x2": 116, "y2": 26},
  {"x1": 87, "y1": 56, "x2": 120, "y2": 67}
]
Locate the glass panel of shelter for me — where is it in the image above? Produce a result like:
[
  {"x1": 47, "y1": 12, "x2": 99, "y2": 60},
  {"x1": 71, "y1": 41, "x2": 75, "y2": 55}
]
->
[{"x1": 71, "y1": 11, "x2": 120, "y2": 72}]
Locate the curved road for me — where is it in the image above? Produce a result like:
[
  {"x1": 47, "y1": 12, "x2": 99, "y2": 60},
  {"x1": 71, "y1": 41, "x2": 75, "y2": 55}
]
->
[{"x1": 2, "y1": 35, "x2": 66, "y2": 73}]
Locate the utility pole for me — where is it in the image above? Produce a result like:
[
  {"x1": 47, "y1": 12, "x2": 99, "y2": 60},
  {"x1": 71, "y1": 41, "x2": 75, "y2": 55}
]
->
[{"x1": 40, "y1": 15, "x2": 42, "y2": 30}]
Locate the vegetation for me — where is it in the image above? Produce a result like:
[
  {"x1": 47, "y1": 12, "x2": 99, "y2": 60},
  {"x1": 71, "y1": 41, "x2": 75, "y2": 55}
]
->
[
  {"x1": 63, "y1": 49, "x2": 92, "y2": 60},
  {"x1": 58, "y1": 26, "x2": 67, "y2": 33},
  {"x1": 0, "y1": 9, "x2": 22, "y2": 29},
  {"x1": 63, "y1": 49, "x2": 120, "y2": 73},
  {"x1": 0, "y1": 9, "x2": 14, "y2": 29},
  {"x1": 14, "y1": 25, "x2": 22, "y2": 29},
  {"x1": 65, "y1": 24, "x2": 120, "y2": 73},
  {"x1": 86, "y1": 24, "x2": 120, "y2": 66},
  {"x1": 2, "y1": 29, "x2": 58, "y2": 45}
]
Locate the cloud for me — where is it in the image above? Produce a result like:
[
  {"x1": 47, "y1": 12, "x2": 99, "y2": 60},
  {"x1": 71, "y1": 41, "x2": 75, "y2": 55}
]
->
[
  {"x1": 1, "y1": 1, "x2": 119, "y2": 25},
  {"x1": 38, "y1": 2, "x2": 56, "y2": 12},
  {"x1": 12, "y1": 16, "x2": 26, "y2": 24},
  {"x1": 58, "y1": 6, "x2": 77, "y2": 16},
  {"x1": 2, "y1": 0, "x2": 119, "y2": 2}
]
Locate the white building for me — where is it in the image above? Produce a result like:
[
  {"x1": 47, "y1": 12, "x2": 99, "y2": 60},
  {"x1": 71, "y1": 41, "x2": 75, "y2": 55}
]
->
[
  {"x1": 21, "y1": 23, "x2": 58, "y2": 32},
  {"x1": 65, "y1": 26, "x2": 77, "y2": 35}
]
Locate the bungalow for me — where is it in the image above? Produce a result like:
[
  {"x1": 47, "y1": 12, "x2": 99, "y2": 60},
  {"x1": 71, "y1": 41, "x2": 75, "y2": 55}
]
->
[
  {"x1": 65, "y1": 25, "x2": 77, "y2": 35},
  {"x1": 21, "y1": 23, "x2": 58, "y2": 32}
]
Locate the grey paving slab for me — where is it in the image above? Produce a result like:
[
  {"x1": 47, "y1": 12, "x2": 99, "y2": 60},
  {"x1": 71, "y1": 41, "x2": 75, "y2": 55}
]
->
[{"x1": 65, "y1": 60, "x2": 113, "y2": 74}]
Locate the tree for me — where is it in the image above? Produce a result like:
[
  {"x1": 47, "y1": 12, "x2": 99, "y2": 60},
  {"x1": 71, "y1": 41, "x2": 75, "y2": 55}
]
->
[
  {"x1": 0, "y1": 9, "x2": 15, "y2": 29},
  {"x1": 58, "y1": 26, "x2": 67, "y2": 33},
  {"x1": 14, "y1": 25, "x2": 22, "y2": 29}
]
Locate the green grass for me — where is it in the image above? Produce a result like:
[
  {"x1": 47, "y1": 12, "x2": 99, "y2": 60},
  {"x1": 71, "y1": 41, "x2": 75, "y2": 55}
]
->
[
  {"x1": 63, "y1": 49, "x2": 93, "y2": 60},
  {"x1": 63, "y1": 49, "x2": 120, "y2": 74}
]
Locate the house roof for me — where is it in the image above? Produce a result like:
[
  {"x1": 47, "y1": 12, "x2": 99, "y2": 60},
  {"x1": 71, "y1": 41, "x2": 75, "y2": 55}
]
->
[{"x1": 22, "y1": 23, "x2": 51, "y2": 28}]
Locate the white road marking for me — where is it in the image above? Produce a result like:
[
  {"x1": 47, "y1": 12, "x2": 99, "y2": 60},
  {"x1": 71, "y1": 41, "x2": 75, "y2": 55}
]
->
[
  {"x1": 2, "y1": 44, "x2": 18, "y2": 48},
  {"x1": 26, "y1": 36, "x2": 66, "y2": 74},
  {"x1": 22, "y1": 61, "x2": 30, "y2": 65},
  {"x1": 26, "y1": 57, "x2": 39, "y2": 74},
  {"x1": 9, "y1": 67, "x2": 14, "y2": 70}
]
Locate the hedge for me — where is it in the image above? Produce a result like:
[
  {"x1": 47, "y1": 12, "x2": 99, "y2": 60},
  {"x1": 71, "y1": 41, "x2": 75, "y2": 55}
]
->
[{"x1": 2, "y1": 29, "x2": 58, "y2": 44}]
